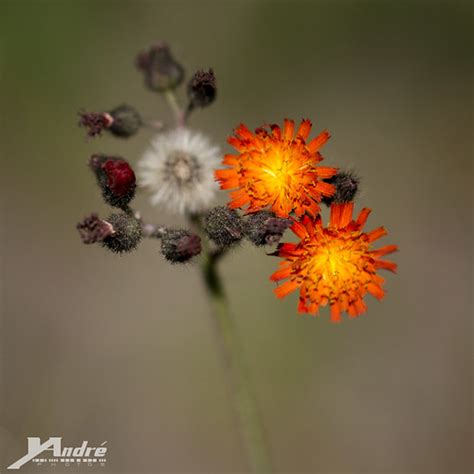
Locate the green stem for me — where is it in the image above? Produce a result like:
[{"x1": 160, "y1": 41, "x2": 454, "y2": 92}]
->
[
  {"x1": 163, "y1": 89, "x2": 185, "y2": 126},
  {"x1": 196, "y1": 220, "x2": 272, "y2": 473}
]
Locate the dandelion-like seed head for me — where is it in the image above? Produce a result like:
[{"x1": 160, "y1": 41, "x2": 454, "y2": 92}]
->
[
  {"x1": 215, "y1": 119, "x2": 338, "y2": 218},
  {"x1": 271, "y1": 202, "x2": 398, "y2": 322},
  {"x1": 138, "y1": 128, "x2": 220, "y2": 215}
]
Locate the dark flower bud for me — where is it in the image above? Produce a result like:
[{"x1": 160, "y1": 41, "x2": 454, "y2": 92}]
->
[
  {"x1": 89, "y1": 155, "x2": 136, "y2": 209},
  {"x1": 79, "y1": 105, "x2": 141, "y2": 139},
  {"x1": 77, "y1": 213, "x2": 115, "y2": 244},
  {"x1": 245, "y1": 211, "x2": 291, "y2": 246},
  {"x1": 161, "y1": 229, "x2": 202, "y2": 263},
  {"x1": 102, "y1": 213, "x2": 143, "y2": 254},
  {"x1": 204, "y1": 206, "x2": 244, "y2": 247},
  {"x1": 135, "y1": 41, "x2": 184, "y2": 92},
  {"x1": 187, "y1": 69, "x2": 216, "y2": 109},
  {"x1": 78, "y1": 111, "x2": 113, "y2": 138},
  {"x1": 322, "y1": 171, "x2": 360, "y2": 205},
  {"x1": 107, "y1": 104, "x2": 142, "y2": 138}
]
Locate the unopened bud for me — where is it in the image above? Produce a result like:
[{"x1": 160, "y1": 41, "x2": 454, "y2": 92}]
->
[
  {"x1": 322, "y1": 171, "x2": 360, "y2": 205},
  {"x1": 89, "y1": 155, "x2": 136, "y2": 209},
  {"x1": 79, "y1": 105, "x2": 142, "y2": 139},
  {"x1": 102, "y1": 213, "x2": 143, "y2": 254},
  {"x1": 161, "y1": 229, "x2": 202, "y2": 263},
  {"x1": 204, "y1": 206, "x2": 244, "y2": 247},
  {"x1": 108, "y1": 104, "x2": 142, "y2": 138},
  {"x1": 77, "y1": 213, "x2": 114, "y2": 244},
  {"x1": 245, "y1": 211, "x2": 291, "y2": 246},
  {"x1": 187, "y1": 69, "x2": 216, "y2": 109},
  {"x1": 135, "y1": 41, "x2": 184, "y2": 92}
]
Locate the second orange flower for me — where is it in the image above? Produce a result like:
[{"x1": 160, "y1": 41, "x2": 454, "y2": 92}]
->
[{"x1": 215, "y1": 119, "x2": 337, "y2": 217}]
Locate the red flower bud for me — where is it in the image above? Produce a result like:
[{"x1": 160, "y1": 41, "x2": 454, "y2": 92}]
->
[{"x1": 102, "y1": 159, "x2": 136, "y2": 197}]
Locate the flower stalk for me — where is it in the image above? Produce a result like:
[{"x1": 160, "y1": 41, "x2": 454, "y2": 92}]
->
[{"x1": 192, "y1": 214, "x2": 272, "y2": 473}]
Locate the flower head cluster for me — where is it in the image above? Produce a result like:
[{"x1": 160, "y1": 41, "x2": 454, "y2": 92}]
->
[
  {"x1": 271, "y1": 203, "x2": 398, "y2": 321},
  {"x1": 215, "y1": 119, "x2": 337, "y2": 217},
  {"x1": 75, "y1": 40, "x2": 398, "y2": 321}
]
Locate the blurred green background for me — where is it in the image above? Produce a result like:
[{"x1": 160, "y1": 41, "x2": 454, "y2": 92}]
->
[{"x1": 1, "y1": 0, "x2": 472, "y2": 473}]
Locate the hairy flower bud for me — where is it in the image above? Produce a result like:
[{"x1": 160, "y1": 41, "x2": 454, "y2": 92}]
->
[
  {"x1": 135, "y1": 41, "x2": 184, "y2": 92},
  {"x1": 79, "y1": 105, "x2": 141, "y2": 139},
  {"x1": 89, "y1": 155, "x2": 136, "y2": 209},
  {"x1": 187, "y1": 69, "x2": 216, "y2": 109},
  {"x1": 322, "y1": 171, "x2": 360, "y2": 205},
  {"x1": 107, "y1": 104, "x2": 142, "y2": 138},
  {"x1": 77, "y1": 213, "x2": 115, "y2": 244},
  {"x1": 160, "y1": 229, "x2": 202, "y2": 263},
  {"x1": 204, "y1": 206, "x2": 244, "y2": 247},
  {"x1": 245, "y1": 211, "x2": 291, "y2": 246},
  {"x1": 102, "y1": 213, "x2": 143, "y2": 254}
]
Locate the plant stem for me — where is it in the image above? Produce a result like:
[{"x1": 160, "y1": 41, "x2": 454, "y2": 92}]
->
[
  {"x1": 196, "y1": 220, "x2": 272, "y2": 473},
  {"x1": 164, "y1": 89, "x2": 185, "y2": 126}
]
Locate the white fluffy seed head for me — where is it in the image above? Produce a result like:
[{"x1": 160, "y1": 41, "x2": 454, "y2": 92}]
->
[{"x1": 138, "y1": 128, "x2": 220, "y2": 215}]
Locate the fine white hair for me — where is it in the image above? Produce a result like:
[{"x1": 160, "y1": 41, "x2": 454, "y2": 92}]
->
[{"x1": 138, "y1": 128, "x2": 220, "y2": 215}]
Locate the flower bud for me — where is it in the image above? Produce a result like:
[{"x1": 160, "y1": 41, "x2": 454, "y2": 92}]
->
[
  {"x1": 135, "y1": 41, "x2": 184, "y2": 92},
  {"x1": 102, "y1": 213, "x2": 143, "y2": 254},
  {"x1": 79, "y1": 105, "x2": 142, "y2": 139},
  {"x1": 322, "y1": 171, "x2": 360, "y2": 205},
  {"x1": 204, "y1": 206, "x2": 244, "y2": 247},
  {"x1": 245, "y1": 211, "x2": 291, "y2": 246},
  {"x1": 161, "y1": 229, "x2": 202, "y2": 263},
  {"x1": 89, "y1": 155, "x2": 136, "y2": 209},
  {"x1": 107, "y1": 104, "x2": 142, "y2": 138},
  {"x1": 77, "y1": 213, "x2": 115, "y2": 244},
  {"x1": 187, "y1": 69, "x2": 216, "y2": 109}
]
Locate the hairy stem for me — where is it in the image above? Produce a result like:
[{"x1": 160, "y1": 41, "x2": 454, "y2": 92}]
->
[{"x1": 193, "y1": 216, "x2": 272, "y2": 473}]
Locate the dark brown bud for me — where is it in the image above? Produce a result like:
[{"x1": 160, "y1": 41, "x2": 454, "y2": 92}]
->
[
  {"x1": 135, "y1": 41, "x2": 184, "y2": 92},
  {"x1": 322, "y1": 171, "x2": 360, "y2": 205},
  {"x1": 187, "y1": 69, "x2": 216, "y2": 109},
  {"x1": 108, "y1": 104, "x2": 142, "y2": 138},
  {"x1": 245, "y1": 211, "x2": 291, "y2": 246},
  {"x1": 102, "y1": 213, "x2": 143, "y2": 254},
  {"x1": 204, "y1": 206, "x2": 244, "y2": 247},
  {"x1": 77, "y1": 213, "x2": 115, "y2": 244},
  {"x1": 161, "y1": 229, "x2": 202, "y2": 263}
]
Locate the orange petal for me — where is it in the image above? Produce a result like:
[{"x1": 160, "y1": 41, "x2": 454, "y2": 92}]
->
[
  {"x1": 270, "y1": 266, "x2": 292, "y2": 282},
  {"x1": 229, "y1": 189, "x2": 250, "y2": 208},
  {"x1": 316, "y1": 166, "x2": 338, "y2": 178},
  {"x1": 307, "y1": 130, "x2": 330, "y2": 152},
  {"x1": 367, "y1": 282, "x2": 385, "y2": 300},
  {"x1": 356, "y1": 208, "x2": 371, "y2": 228},
  {"x1": 339, "y1": 202, "x2": 354, "y2": 228},
  {"x1": 330, "y1": 302, "x2": 342, "y2": 322},
  {"x1": 274, "y1": 280, "x2": 300, "y2": 299},
  {"x1": 367, "y1": 226, "x2": 387, "y2": 242},
  {"x1": 296, "y1": 119, "x2": 312, "y2": 140},
  {"x1": 283, "y1": 119, "x2": 295, "y2": 141},
  {"x1": 370, "y1": 245, "x2": 398, "y2": 258},
  {"x1": 375, "y1": 260, "x2": 398, "y2": 272},
  {"x1": 316, "y1": 181, "x2": 335, "y2": 197}
]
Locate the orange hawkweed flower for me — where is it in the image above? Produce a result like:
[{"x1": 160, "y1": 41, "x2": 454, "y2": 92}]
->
[
  {"x1": 215, "y1": 119, "x2": 337, "y2": 218},
  {"x1": 271, "y1": 202, "x2": 398, "y2": 322}
]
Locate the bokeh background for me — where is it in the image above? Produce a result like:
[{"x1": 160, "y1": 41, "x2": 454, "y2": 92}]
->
[{"x1": 1, "y1": 0, "x2": 472, "y2": 473}]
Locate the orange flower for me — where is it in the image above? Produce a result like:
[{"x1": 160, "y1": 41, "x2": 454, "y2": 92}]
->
[
  {"x1": 215, "y1": 119, "x2": 337, "y2": 218},
  {"x1": 271, "y1": 202, "x2": 398, "y2": 322}
]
